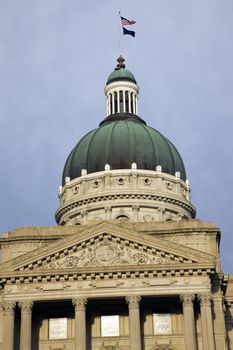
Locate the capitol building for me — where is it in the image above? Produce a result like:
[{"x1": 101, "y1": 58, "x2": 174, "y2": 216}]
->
[{"x1": 0, "y1": 56, "x2": 233, "y2": 350}]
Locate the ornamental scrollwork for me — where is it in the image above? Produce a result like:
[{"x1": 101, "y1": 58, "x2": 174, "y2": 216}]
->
[
  {"x1": 39, "y1": 240, "x2": 172, "y2": 270},
  {"x1": 126, "y1": 295, "x2": 141, "y2": 308},
  {"x1": 18, "y1": 300, "x2": 33, "y2": 312},
  {"x1": 1, "y1": 301, "x2": 16, "y2": 313},
  {"x1": 72, "y1": 297, "x2": 87, "y2": 311},
  {"x1": 197, "y1": 292, "x2": 213, "y2": 306},
  {"x1": 180, "y1": 293, "x2": 195, "y2": 306}
]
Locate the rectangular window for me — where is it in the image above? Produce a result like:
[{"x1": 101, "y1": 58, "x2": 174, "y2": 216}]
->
[
  {"x1": 153, "y1": 313, "x2": 172, "y2": 335},
  {"x1": 101, "y1": 315, "x2": 119, "y2": 337},
  {"x1": 49, "y1": 318, "x2": 67, "y2": 339}
]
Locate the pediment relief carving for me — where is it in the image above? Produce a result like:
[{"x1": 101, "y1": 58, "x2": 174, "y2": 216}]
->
[
  {"x1": 38, "y1": 237, "x2": 173, "y2": 270},
  {"x1": 0, "y1": 221, "x2": 215, "y2": 273}
]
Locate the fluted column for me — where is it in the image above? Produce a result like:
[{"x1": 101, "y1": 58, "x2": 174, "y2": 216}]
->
[
  {"x1": 2, "y1": 301, "x2": 16, "y2": 350},
  {"x1": 126, "y1": 296, "x2": 141, "y2": 350},
  {"x1": 180, "y1": 294, "x2": 197, "y2": 350},
  {"x1": 198, "y1": 293, "x2": 216, "y2": 350},
  {"x1": 19, "y1": 300, "x2": 33, "y2": 350},
  {"x1": 72, "y1": 297, "x2": 87, "y2": 350}
]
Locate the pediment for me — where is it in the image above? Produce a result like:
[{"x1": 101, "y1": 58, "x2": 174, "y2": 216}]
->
[{"x1": 0, "y1": 221, "x2": 216, "y2": 273}]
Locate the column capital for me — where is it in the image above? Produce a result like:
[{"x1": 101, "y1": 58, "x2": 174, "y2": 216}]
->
[
  {"x1": 18, "y1": 300, "x2": 33, "y2": 313},
  {"x1": 72, "y1": 297, "x2": 87, "y2": 311},
  {"x1": 180, "y1": 293, "x2": 195, "y2": 306},
  {"x1": 1, "y1": 301, "x2": 16, "y2": 314},
  {"x1": 126, "y1": 295, "x2": 141, "y2": 309},
  {"x1": 197, "y1": 292, "x2": 213, "y2": 306}
]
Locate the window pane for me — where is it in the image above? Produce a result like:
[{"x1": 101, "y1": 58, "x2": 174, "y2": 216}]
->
[
  {"x1": 101, "y1": 315, "x2": 119, "y2": 336},
  {"x1": 153, "y1": 314, "x2": 172, "y2": 334},
  {"x1": 49, "y1": 318, "x2": 67, "y2": 339}
]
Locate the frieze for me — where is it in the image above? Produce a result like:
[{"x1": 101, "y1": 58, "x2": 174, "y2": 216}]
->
[{"x1": 56, "y1": 192, "x2": 195, "y2": 222}]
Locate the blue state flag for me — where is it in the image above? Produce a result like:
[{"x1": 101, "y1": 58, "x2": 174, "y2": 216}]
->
[{"x1": 123, "y1": 27, "x2": 135, "y2": 37}]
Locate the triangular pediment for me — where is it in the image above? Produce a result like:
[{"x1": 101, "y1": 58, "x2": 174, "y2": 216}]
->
[{"x1": 0, "y1": 221, "x2": 216, "y2": 274}]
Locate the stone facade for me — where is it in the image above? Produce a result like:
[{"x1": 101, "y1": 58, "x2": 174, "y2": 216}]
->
[{"x1": 0, "y1": 220, "x2": 232, "y2": 349}]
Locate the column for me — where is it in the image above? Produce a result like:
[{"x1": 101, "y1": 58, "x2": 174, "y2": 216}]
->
[
  {"x1": 19, "y1": 300, "x2": 33, "y2": 350},
  {"x1": 72, "y1": 297, "x2": 87, "y2": 350},
  {"x1": 117, "y1": 91, "x2": 120, "y2": 113},
  {"x1": 123, "y1": 90, "x2": 126, "y2": 112},
  {"x1": 129, "y1": 93, "x2": 132, "y2": 113},
  {"x1": 132, "y1": 94, "x2": 135, "y2": 114},
  {"x1": 126, "y1": 296, "x2": 141, "y2": 350},
  {"x1": 112, "y1": 93, "x2": 115, "y2": 114},
  {"x1": 107, "y1": 94, "x2": 110, "y2": 115},
  {"x1": 135, "y1": 96, "x2": 138, "y2": 115},
  {"x1": 180, "y1": 294, "x2": 197, "y2": 350},
  {"x1": 198, "y1": 293, "x2": 216, "y2": 350},
  {"x1": 2, "y1": 301, "x2": 16, "y2": 350}
]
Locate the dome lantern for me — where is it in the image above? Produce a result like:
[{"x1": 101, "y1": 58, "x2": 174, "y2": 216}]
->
[{"x1": 105, "y1": 56, "x2": 139, "y2": 116}]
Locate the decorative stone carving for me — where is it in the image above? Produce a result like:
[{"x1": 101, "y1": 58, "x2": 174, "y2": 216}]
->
[
  {"x1": 198, "y1": 292, "x2": 213, "y2": 306},
  {"x1": 72, "y1": 297, "x2": 87, "y2": 311},
  {"x1": 126, "y1": 295, "x2": 141, "y2": 309},
  {"x1": 180, "y1": 293, "x2": 195, "y2": 306},
  {"x1": 143, "y1": 178, "x2": 151, "y2": 186},
  {"x1": 18, "y1": 300, "x2": 33, "y2": 313},
  {"x1": 40, "y1": 239, "x2": 172, "y2": 270},
  {"x1": 92, "y1": 180, "x2": 100, "y2": 188},
  {"x1": 1, "y1": 301, "x2": 16, "y2": 314}
]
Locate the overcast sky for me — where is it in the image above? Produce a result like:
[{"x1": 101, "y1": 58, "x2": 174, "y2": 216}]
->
[{"x1": 0, "y1": 1, "x2": 232, "y2": 272}]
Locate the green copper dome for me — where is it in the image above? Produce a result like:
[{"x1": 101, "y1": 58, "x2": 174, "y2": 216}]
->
[
  {"x1": 106, "y1": 55, "x2": 137, "y2": 84},
  {"x1": 107, "y1": 67, "x2": 137, "y2": 84},
  {"x1": 62, "y1": 113, "x2": 186, "y2": 185}
]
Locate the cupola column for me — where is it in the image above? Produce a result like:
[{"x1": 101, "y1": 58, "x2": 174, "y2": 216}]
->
[
  {"x1": 117, "y1": 91, "x2": 120, "y2": 113},
  {"x1": 123, "y1": 89, "x2": 126, "y2": 112},
  {"x1": 129, "y1": 93, "x2": 132, "y2": 113},
  {"x1": 132, "y1": 93, "x2": 136, "y2": 114},
  {"x1": 126, "y1": 296, "x2": 142, "y2": 350}
]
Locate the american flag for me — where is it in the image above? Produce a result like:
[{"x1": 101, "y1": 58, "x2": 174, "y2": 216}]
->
[{"x1": 121, "y1": 16, "x2": 136, "y2": 26}]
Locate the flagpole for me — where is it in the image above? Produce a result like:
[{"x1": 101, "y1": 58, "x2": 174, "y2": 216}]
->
[{"x1": 118, "y1": 11, "x2": 122, "y2": 55}]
